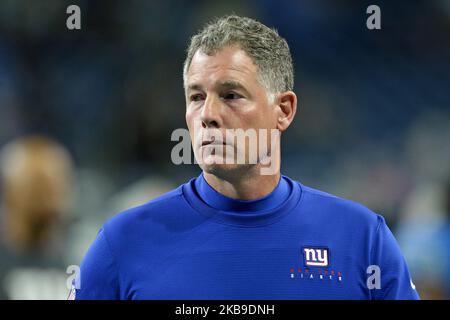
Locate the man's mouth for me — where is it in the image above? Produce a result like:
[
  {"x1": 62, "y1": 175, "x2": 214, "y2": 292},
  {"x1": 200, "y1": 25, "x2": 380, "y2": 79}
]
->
[{"x1": 201, "y1": 138, "x2": 226, "y2": 146}]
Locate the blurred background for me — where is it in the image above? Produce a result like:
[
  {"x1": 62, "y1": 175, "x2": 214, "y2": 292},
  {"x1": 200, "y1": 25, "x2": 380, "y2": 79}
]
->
[{"x1": 0, "y1": 0, "x2": 448, "y2": 299}]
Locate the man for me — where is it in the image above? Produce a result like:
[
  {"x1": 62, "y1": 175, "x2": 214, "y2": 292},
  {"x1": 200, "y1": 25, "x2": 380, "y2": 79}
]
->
[
  {"x1": 75, "y1": 15, "x2": 419, "y2": 299},
  {"x1": 0, "y1": 135, "x2": 73, "y2": 299}
]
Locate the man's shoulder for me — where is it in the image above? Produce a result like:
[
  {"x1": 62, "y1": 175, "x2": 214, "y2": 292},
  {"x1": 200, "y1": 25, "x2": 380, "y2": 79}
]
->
[
  {"x1": 298, "y1": 181, "x2": 383, "y2": 227},
  {"x1": 103, "y1": 183, "x2": 188, "y2": 233}
]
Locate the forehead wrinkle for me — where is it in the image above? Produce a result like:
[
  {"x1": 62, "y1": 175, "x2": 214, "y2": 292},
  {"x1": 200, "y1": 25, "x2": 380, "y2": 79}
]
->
[
  {"x1": 189, "y1": 62, "x2": 254, "y2": 79},
  {"x1": 187, "y1": 65, "x2": 257, "y2": 92},
  {"x1": 185, "y1": 48, "x2": 261, "y2": 95},
  {"x1": 189, "y1": 47, "x2": 256, "y2": 75}
]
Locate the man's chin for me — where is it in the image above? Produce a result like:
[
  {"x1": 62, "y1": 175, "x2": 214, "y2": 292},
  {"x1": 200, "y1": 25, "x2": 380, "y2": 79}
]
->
[
  {"x1": 200, "y1": 162, "x2": 233, "y2": 174},
  {"x1": 200, "y1": 159, "x2": 255, "y2": 176}
]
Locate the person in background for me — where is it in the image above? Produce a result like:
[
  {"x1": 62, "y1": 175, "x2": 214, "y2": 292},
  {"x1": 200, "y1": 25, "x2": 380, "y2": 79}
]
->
[{"x1": 0, "y1": 135, "x2": 74, "y2": 299}]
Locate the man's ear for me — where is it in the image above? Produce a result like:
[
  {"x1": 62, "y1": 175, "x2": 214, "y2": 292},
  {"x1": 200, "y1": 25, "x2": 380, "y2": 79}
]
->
[{"x1": 276, "y1": 91, "x2": 297, "y2": 132}]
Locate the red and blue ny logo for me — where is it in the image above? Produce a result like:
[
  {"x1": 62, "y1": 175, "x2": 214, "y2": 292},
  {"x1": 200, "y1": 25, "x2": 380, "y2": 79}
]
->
[{"x1": 303, "y1": 246, "x2": 329, "y2": 267}]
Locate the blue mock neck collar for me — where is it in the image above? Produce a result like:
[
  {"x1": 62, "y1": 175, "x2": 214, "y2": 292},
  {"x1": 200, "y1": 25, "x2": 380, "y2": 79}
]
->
[
  {"x1": 183, "y1": 172, "x2": 302, "y2": 227},
  {"x1": 195, "y1": 173, "x2": 290, "y2": 212}
]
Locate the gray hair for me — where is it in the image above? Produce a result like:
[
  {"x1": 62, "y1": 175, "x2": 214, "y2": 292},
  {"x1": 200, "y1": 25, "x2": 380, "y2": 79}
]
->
[{"x1": 183, "y1": 15, "x2": 294, "y2": 95}]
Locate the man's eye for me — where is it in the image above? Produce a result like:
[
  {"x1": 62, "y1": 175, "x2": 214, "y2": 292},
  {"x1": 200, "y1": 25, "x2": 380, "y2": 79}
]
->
[
  {"x1": 190, "y1": 94, "x2": 205, "y2": 102},
  {"x1": 223, "y1": 92, "x2": 241, "y2": 100}
]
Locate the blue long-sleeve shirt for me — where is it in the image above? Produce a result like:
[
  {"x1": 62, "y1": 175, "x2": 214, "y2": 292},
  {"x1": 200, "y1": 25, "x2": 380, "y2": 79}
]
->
[{"x1": 74, "y1": 174, "x2": 419, "y2": 299}]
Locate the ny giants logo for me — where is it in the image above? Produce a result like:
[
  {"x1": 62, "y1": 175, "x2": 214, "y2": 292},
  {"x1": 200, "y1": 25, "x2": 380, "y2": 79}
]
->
[{"x1": 303, "y1": 247, "x2": 329, "y2": 267}]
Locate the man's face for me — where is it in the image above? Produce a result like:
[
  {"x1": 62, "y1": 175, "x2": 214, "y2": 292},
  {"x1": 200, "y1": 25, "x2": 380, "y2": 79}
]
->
[{"x1": 185, "y1": 45, "x2": 279, "y2": 175}]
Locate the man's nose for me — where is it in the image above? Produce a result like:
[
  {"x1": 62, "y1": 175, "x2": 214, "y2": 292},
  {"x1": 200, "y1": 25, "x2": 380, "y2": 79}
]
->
[{"x1": 201, "y1": 95, "x2": 222, "y2": 128}]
